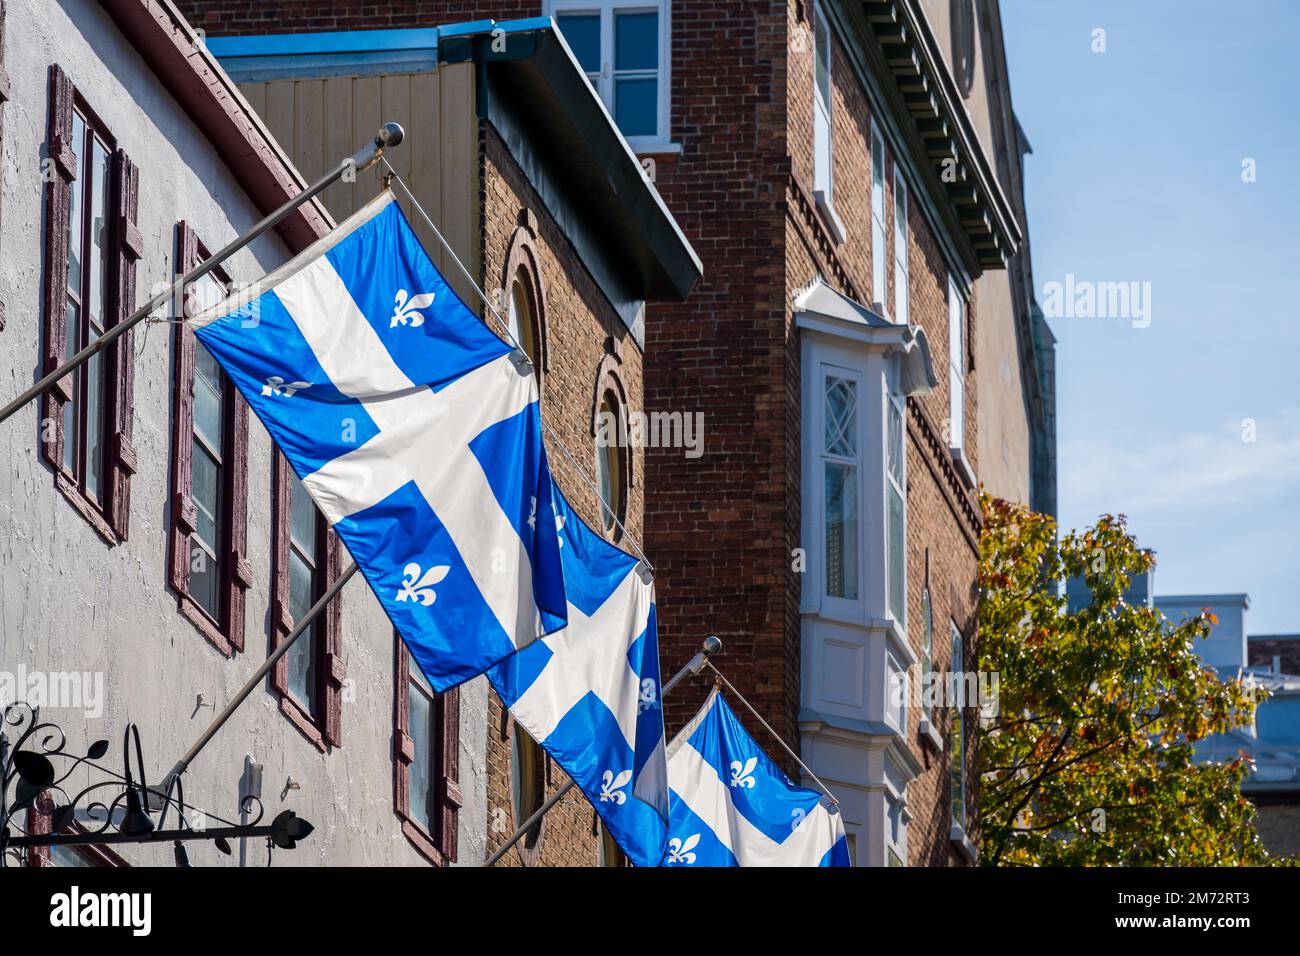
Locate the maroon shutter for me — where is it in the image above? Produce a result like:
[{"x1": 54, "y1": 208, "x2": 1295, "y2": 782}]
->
[
  {"x1": 226, "y1": 393, "x2": 251, "y2": 652},
  {"x1": 0, "y1": 0, "x2": 9, "y2": 332},
  {"x1": 270, "y1": 453, "x2": 292, "y2": 694},
  {"x1": 41, "y1": 64, "x2": 76, "y2": 468},
  {"x1": 439, "y1": 687, "x2": 462, "y2": 861},
  {"x1": 323, "y1": 528, "x2": 346, "y2": 747},
  {"x1": 106, "y1": 149, "x2": 140, "y2": 540},
  {"x1": 168, "y1": 224, "x2": 198, "y2": 595}
]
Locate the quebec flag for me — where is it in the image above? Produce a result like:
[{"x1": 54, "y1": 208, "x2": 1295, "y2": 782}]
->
[
  {"x1": 664, "y1": 688, "x2": 850, "y2": 866},
  {"x1": 488, "y1": 483, "x2": 669, "y2": 867},
  {"x1": 191, "y1": 191, "x2": 567, "y2": 691}
]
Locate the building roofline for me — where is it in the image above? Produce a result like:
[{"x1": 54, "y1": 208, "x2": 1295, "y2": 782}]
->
[
  {"x1": 830, "y1": 1, "x2": 1022, "y2": 276},
  {"x1": 99, "y1": 0, "x2": 333, "y2": 252},
  {"x1": 208, "y1": 19, "x2": 703, "y2": 303},
  {"x1": 1156, "y1": 593, "x2": 1251, "y2": 609}
]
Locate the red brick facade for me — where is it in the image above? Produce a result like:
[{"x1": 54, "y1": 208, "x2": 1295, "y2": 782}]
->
[{"x1": 181, "y1": 0, "x2": 994, "y2": 866}]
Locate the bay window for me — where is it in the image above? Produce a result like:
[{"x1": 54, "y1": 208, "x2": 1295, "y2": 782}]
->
[
  {"x1": 893, "y1": 166, "x2": 909, "y2": 325},
  {"x1": 822, "y1": 371, "x2": 860, "y2": 602},
  {"x1": 871, "y1": 123, "x2": 888, "y2": 311},
  {"x1": 548, "y1": 1, "x2": 671, "y2": 146}
]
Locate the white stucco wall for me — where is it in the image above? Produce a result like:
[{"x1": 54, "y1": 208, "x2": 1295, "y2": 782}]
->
[{"x1": 0, "y1": 0, "x2": 487, "y2": 866}]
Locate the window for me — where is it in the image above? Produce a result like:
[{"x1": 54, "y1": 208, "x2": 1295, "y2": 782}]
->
[
  {"x1": 511, "y1": 723, "x2": 547, "y2": 864},
  {"x1": 920, "y1": 581, "x2": 934, "y2": 723},
  {"x1": 271, "y1": 453, "x2": 345, "y2": 749},
  {"x1": 394, "y1": 636, "x2": 461, "y2": 865},
  {"x1": 885, "y1": 793, "x2": 906, "y2": 866},
  {"x1": 812, "y1": 0, "x2": 833, "y2": 202},
  {"x1": 598, "y1": 819, "x2": 628, "y2": 867},
  {"x1": 950, "y1": 623, "x2": 967, "y2": 830},
  {"x1": 893, "y1": 166, "x2": 909, "y2": 325},
  {"x1": 886, "y1": 651, "x2": 906, "y2": 731},
  {"x1": 870, "y1": 124, "x2": 888, "y2": 310},
  {"x1": 594, "y1": 389, "x2": 628, "y2": 540},
  {"x1": 885, "y1": 389, "x2": 906, "y2": 624},
  {"x1": 549, "y1": 1, "x2": 671, "y2": 145},
  {"x1": 168, "y1": 223, "x2": 251, "y2": 657},
  {"x1": 822, "y1": 370, "x2": 860, "y2": 602},
  {"x1": 40, "y1": 65, "x2": 140, "y2": 543},
  {"x1": 26, "y1": 799, "x2": 127, "y2": 868},
  {"x1": 948, "y1": 276, "x2": 966, "y2": 453},
  {"x1": 501, "y1": 217, "x2": 548, "y2": 385},
  {"x1": 951, "y1": 0, "x2": 977, "y2": 98}
]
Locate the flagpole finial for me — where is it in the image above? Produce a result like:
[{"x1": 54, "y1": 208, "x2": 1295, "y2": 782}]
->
[
  {"x1": 702, "y1": 635, "x2": 722, "y2": 656},
  {"x1": 376, "y1": 122, "x2": 405, "y2": 149}
]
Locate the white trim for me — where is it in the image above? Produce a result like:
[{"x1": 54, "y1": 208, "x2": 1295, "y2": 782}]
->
[{"x1": 545, "y1": 0, "x2": 672, "y2": 147}]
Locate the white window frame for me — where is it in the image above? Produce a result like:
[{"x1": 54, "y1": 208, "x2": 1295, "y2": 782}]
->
[
  {"x1": 948, "y1": 275, "x2": 966, "y2": 453},
  {"x1": 893, "y1": 165, "x2": 909, "y2": 325},
  {"x1": 546, "y1": 0, "x2": 672, "y2": 148},
  {"x1": 817, "y1": 362, "x2": 865, "y2": 614},
  {"x1": 870, "y1": 122, "x2": 888, "y2": 313},
  {"x1": 884, "y1": 382, "x2": 906, "y2": 628},
  {"x1": 950, "y1": 621, "x2": 967, "y2": 831},
  {"x1": 885, "y1": 791, "x2": 907, "y2": 866},
  {"x1": 812, "y1": 0, "x2": 833, "y2": 199},
  {"x1": 885, "y1": 649, "x2": 907, "y2": 733}
]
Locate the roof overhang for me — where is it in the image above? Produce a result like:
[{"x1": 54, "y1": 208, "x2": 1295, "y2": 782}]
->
[
  {"x1": 99, "y1": 0, "x2": 333, "y2": 251},
  {"x1": 831, "y1": 0, "x2": 1022, "y2": 276},
  {"x1": 794, "y1": 280, "x2": 938, "y2": 395},
  {"x1": 210, "y1": 19, "x2": 703, "y2": 304}
]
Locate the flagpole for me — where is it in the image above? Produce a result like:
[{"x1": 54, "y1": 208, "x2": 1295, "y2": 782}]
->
[
  {"x1": 484, "y1": 636, "x2": 722, "y2": 867},
  {"x1": 153, "y1": 563, "x2": 361, "y2": 804},
  {"x1": 0, "y1": 123, "x2": 405, "y2": 428}
]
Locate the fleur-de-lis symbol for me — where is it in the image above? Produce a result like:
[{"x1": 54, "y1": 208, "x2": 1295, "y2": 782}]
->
[
  {"x1": 390, "y1": 289, "x2": 437, "y2": 327},
  {"x1": 666, "y1": 834, "x2": 700, "y2": 865},
  {"x1": 261, "y1": 376, "x2": 311, "y2": 398},
  {"x1": 598, "y1": 768, "x2": 632, "y2": 804},
  {"x1": 555, "y1": 512, "x2": 567, "y2": 547},
  {"x1": 395, "y1": 562, "x2": 450, "y2": 607},
  {"x1": 638, "y1": 678, "x2": 658, "y2": 713},
  {"x1": 527, "y1": 496, "x2": 537, "y2": 531},
  {"x1": 729, "y1": 756, "x2": 758, "y2": 789}
]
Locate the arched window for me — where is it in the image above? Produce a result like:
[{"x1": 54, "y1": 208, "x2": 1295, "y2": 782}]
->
[
  {"x1": 502, "y1": 215, "x2": 547, "y2": 387},
  {"x1": 594, "y1": 388, "x2": 628, "y2": 540},
  {"x1": 951, "y1": 0, "x2": 976, "y2": 98},
  {"x1": 510, "y1": 724, "x2": 547, "y2": 864}
]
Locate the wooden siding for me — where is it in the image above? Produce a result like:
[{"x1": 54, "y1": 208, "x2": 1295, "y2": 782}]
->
[{"x1": 239, "y1": 63, "x2": 480, "y2": 306}]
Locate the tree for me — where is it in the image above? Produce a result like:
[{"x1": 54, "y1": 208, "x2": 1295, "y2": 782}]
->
[{"x1": 977, "y1": 495, "x2": 1277, "y2": 866}]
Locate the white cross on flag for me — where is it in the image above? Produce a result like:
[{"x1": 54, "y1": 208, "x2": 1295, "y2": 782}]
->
[{"x1": 191, "y1": 191, "x2": 567, "y2": 691}]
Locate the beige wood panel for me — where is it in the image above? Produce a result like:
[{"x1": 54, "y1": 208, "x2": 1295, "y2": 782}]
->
[{"x1": 237, "y1": 67, "x2": 479, "y2": 303}]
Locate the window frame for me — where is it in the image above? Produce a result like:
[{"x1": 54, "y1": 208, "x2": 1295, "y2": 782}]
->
[
  {"x1": 510, "y1": 722, "x2": 549, "y2": 865},
  {"x1": 884, "y1": 382, "x2": 906, "y2": 627},
  {"x1": 26, "y1": 798, "x2": 128, "y2": 868},
  {"x1": 501, "y1": 215, "x2": 549, "y2": 390},
  {"x1": 546, "y1": 0, "x2": 673, "y2": 147},
  {"x1": 270, "y1": 451, "x2": 345, "y2": 750},
  {"x1": 168, "y1": 222, "x2": 251, "y2": 658},
  {"x1": 948, "y1": 275, "x2": 966, "y2": 453},
  {"x1": 870, "y1": 122, "x2": 888, "y2": 311},
  {"x1": 893, "y1": 164, "x2": 910, "y2": 325},
  {"x1": 393, "y1": 635, "x2": 461, "y2": 866},
  {"x1": 40, "y1": 65, "x2": 141, "y2": 545},
  {"x1": 812, "y1": 0, "x2": 833, "y2": 202},
  {"x1": 591, "y1": 350, "x2": 632, "y2": 543},
  {"x1": 950, "y1": 621, "x2": 967, "y2": 831},
  {"x1": 818, "y1": 362, "x2": 865, "y2": 613}
]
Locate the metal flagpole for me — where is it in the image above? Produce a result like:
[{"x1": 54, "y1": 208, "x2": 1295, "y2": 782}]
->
[
  {"x1": 154, "y1": 563, "x2": 360, "y2": 802},
  {"x1": 0, "y1": 123, "x2": 406, "y2": 428},
  {"x1": 703, "y1": 659, "x2": 839, "y2": 806},
  {"x1": 484, "y1": 636, "x2": 723, "y2": 867}
]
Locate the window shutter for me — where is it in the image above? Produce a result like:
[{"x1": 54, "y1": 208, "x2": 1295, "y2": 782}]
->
[
  {"x1": 270, "y1": 454, "x2": 293, "y2": 695},
  {"x1": 323, "y1": 528, "x2": 346, "y2": 748},
  {"x1": 168, "y1": 225, "x2": 198, "y2": 596},
  {"x1": 226, "y1": 395, "x2": 251, "y2": 652},
  {"x1": 106, "y1": 149, "x2": 140, "y2": 540},
  {"x1": 41, "y1": 64, "x2": 76, "y2": 468},
  {"x1": 439, "y1": 687, "x2": 461, "y2": 861}
]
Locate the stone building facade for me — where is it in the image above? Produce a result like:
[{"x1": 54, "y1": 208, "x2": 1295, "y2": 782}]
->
[{"x1": 182, "y1": 0, "x2": 1043, "y2": 866}]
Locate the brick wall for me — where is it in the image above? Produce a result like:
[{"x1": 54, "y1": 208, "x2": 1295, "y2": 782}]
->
[{"x1": 479, "y1": 123, "x2": 645, "y2": 865}]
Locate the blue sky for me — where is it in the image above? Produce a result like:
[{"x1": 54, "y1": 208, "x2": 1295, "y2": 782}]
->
[{"x1": 1002, "y1": 0, "x2": 1300, "y2": 634}]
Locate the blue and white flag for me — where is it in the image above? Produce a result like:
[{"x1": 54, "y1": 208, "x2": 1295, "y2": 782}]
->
[
  {"x1": 489, "y1": 484, "x2": 669, "y2": 867},
  {"x1": 192, "y1": 191, "x2": 567, "y2": 691},
  {"x1": 664, "y1": 688, "x2": 850, "y2": 866}
]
